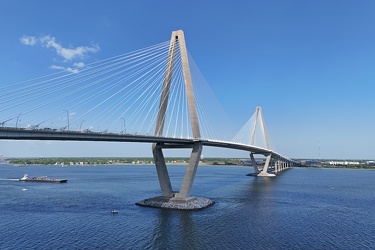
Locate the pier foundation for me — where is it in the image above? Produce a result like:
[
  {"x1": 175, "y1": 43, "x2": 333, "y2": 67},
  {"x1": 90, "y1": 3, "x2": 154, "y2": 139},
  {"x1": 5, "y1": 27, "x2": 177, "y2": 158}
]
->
[
  {"x1": 136, "y1": 141, "x2": 214, "y2": 210},
  {"x1": 136, "y1": 196, "x2": 214, "y2": 210}
]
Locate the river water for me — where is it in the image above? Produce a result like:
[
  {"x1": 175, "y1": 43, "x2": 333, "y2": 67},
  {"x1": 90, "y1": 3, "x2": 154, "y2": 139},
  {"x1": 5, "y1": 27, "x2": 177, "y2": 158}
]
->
[{"x1": 0, "y1": 164, "x2": 374, "y2": 249}]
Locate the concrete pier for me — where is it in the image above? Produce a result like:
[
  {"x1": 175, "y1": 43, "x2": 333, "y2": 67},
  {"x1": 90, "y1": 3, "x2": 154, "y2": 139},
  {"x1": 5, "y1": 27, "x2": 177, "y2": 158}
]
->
[{"x1": 136, "y1": 196, "x2": 214, "y2": 210}]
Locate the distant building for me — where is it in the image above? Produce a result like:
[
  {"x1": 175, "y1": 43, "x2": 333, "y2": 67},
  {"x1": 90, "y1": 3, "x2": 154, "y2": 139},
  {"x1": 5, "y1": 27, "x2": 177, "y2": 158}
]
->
[{"x1": 328, "y1": 161, "x2": 360, "y2": 165}]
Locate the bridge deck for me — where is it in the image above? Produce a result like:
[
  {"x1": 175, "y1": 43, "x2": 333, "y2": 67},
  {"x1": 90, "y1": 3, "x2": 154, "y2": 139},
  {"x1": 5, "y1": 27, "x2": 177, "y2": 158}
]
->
[{"x1": 0, "y1": 127, "x2": 295, "y2": 163}]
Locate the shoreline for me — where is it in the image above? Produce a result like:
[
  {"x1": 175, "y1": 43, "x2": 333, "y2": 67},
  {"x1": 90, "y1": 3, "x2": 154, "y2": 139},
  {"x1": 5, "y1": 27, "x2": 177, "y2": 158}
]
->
[
  {"x1": 4, "y1": 162, "x2": 239, "y2": 167},
  {"x1": 3, "y1": 163, "x2": 374, "y2": 170}
]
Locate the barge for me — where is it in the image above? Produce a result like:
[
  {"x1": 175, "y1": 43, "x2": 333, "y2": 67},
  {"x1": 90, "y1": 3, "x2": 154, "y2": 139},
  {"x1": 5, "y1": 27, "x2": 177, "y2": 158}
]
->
[{"x1": 19, "y1": 174, "x2": 68, "y2": 183}]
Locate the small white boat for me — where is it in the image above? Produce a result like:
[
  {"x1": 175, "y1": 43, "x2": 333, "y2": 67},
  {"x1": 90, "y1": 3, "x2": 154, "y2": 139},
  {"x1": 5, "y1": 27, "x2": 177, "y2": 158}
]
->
[
  {"x1": 111, "y1": 209, "x2": 119, "y2": 214},
  {"x1": 22, "y1": 188, "x2": 28, "y2": 191}
]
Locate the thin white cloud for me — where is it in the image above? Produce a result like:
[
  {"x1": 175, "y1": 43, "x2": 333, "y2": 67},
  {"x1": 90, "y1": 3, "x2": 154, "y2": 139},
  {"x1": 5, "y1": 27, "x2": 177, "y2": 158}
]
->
[
  {"x1": 66, "y1": 68, "x2": 79, "y2": 74},
  {"x1": 20, "y1": 35, "x2": 37, "y2": 46},
  {"x1": 73, "y1": 62, "x2": 85, "y2": 68},
  {"x1": 49, "y1": 65, "x2": 65, "y2": 70},
  {"x1": 20, "y1": 34, "x2": 100, "y2": 61},
  {"x1": 40, "y1": 35, "x2": 100, "y2": 61},
  {"x1": 50, "y1": 65, "x2": 80, "y2": 74},
  {"x1": 21, "y1": 34, "x2": 99, "y2": 72}
]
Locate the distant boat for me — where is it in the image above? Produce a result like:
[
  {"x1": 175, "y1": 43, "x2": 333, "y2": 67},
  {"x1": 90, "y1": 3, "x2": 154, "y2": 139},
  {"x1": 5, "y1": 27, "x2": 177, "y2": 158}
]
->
[
  {"x1": 22, "y1": 188, "x2": 28, "y2": 191},
  {"x1": 19, "y1": 174, "x2": 67, "y2": 183},
  {"x1": 111, "y1": 209, "x2": 119, "y2": 214}
]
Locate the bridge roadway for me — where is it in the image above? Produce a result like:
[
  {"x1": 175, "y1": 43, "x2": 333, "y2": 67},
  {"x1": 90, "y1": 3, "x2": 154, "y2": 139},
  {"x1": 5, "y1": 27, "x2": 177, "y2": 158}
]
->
[{"x1": 0, "y1": 127, "x2": 295, "y2": 163}]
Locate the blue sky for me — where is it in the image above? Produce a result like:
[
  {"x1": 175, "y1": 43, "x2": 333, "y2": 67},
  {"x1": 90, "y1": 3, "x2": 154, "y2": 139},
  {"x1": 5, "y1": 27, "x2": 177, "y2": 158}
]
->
[{"x1": 0, "y1": 1, "x2": 374, "y2": 159}]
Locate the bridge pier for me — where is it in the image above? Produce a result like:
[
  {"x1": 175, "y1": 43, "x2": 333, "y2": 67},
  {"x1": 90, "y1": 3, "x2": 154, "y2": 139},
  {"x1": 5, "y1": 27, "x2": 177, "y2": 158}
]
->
[
  {"x1": 274, "y1": 160, "x2": 280, "y2": 173},
  {"x1": 136, "y1": 141, "x2": 214, "y2": 210},
  {"x1": 257, "y1": 154, "x2": 276, "y2": 177},
  {"x1": 247, "y1": 154, "x2": 296, "y2": 177}
]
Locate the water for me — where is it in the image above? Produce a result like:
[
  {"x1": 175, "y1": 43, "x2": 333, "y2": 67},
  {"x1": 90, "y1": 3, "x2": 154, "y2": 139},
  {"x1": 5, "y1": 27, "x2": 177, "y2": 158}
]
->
[{"x1": 0, "y1": 165, "x2": 374, "y2": 249}]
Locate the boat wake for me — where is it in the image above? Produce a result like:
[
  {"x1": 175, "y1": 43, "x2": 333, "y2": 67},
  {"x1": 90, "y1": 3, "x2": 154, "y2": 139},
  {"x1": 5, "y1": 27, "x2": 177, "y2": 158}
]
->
[{"x1": 0, "y1": 178, "x2": 19, "y2": 181}]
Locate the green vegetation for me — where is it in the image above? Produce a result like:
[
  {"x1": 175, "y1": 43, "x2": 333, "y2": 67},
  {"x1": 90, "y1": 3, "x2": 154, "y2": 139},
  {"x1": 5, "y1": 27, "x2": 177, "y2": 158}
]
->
[
  {"x1": 6, "y1": 157, "x2": 375, "y2": 169},
  {"x1": 7, "y1": 157, "x2": 241, "y2": 166}
]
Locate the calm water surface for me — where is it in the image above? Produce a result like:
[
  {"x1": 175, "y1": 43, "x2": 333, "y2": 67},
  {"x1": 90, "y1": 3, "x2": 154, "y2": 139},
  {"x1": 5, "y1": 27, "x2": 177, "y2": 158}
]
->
[{"x1": 0, "y1": 165, "x2": 374, "y2": 249}]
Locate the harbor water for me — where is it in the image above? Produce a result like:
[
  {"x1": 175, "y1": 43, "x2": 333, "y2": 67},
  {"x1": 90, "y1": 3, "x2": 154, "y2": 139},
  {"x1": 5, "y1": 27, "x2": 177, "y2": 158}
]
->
[{"x1": 0, "y1": 164, "x2": 374, "y2": 249}]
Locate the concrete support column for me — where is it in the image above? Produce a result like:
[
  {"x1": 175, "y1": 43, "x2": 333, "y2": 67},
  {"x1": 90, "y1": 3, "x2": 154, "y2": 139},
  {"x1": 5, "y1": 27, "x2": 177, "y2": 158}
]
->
[
  {"x1": 250, "y1": 153, "x2": 260, "y2": 174},
  {"x1": 276, "y1": 160, "x2": 280, "y2": 173},
  {"x1": 275, "y1": 160, "x2": 280, "y2": 173},
  {"x1": 152, "y1": 143, "x2": 173, "y2": 197},
  {"x1": 258, "y1": 154, "x2": 273, "y2": 176},
  {"x1": 274, "y1": 160, "x2": 278, "y2": 173},
  {"x1": 173, "y1": 142, "x2": 203, "y2": 199}
]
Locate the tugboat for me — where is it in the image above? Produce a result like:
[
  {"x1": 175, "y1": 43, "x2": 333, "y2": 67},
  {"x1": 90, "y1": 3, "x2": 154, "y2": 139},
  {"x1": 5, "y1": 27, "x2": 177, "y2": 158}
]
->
[{"x1": 19, "y1": 174, "x2": 68, "y2": 183}]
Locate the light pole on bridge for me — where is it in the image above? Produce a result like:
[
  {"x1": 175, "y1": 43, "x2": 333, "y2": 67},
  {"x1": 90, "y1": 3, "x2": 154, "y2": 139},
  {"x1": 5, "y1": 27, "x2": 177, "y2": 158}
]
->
[
  {"x1": 16, "y1": 114, "x2": 22, "y2": 128},
  {"x1": 121, "y1": 118, "x2": 126, "y2": 134},
  {"x1": 64, "y1": 110, "x2": 69, "y2": 131},
  {"x1": 79, "y1": 120, "x2": 85, "y2": 131}
]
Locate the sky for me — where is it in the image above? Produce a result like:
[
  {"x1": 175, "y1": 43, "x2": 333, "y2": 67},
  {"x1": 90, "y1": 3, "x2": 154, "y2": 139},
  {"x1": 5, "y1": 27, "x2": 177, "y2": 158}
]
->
[{"x1": 0, "y1": 0, "x2": 374, "y2": 160}]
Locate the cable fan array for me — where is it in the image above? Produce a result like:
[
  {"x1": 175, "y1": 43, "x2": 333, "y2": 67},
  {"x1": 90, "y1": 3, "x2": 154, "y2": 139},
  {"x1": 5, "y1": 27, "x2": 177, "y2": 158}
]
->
[
  {"x1": 0, "y1": 39, "x2": 238, "y2": 142},
  {"x1": 231, "y1": 110, "x2": 269, "y2": 149}
]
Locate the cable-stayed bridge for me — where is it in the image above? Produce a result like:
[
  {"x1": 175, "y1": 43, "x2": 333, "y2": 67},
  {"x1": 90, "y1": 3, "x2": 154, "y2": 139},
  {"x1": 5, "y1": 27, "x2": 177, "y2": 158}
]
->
[{"x1": 0, "y1": 30, "x2": 299, "y2": 209}]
